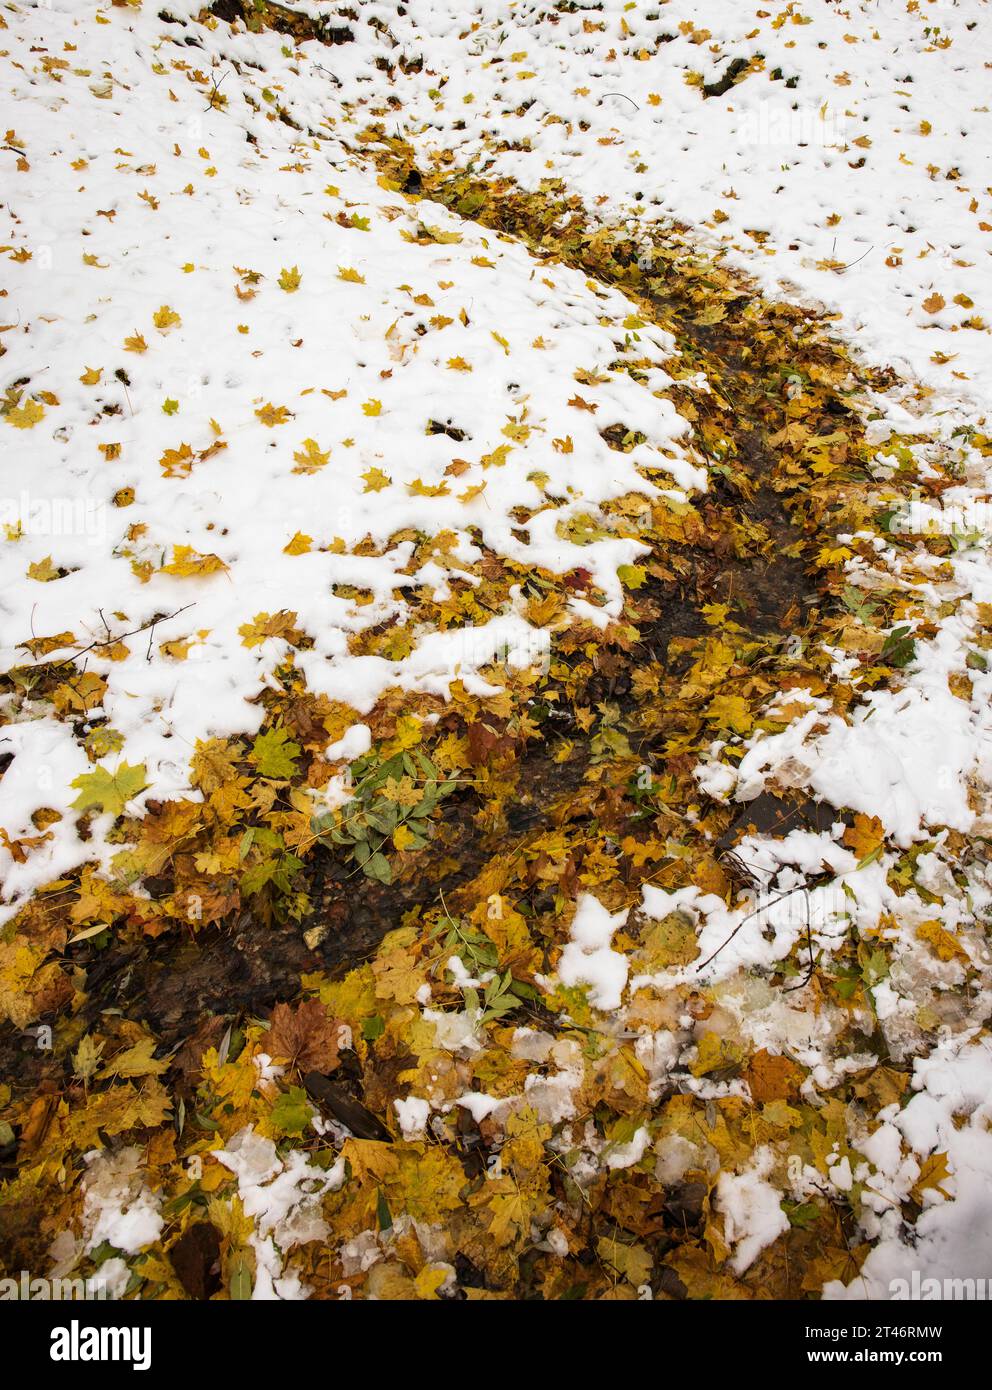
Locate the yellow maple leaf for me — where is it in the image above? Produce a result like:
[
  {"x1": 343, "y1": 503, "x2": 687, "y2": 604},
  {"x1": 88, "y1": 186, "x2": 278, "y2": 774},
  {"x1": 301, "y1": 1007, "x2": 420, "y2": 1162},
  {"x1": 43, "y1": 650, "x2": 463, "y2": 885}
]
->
[
  {"x1": 362, "y1": 398, "x2": 382, "y2": 417},
  {"x1": 691, "y1": 1032, "x2": 744, "y2": 1077},
  {"x1": 283, "y1": 532, "x2": 312, "y2": 555},
  {"x1": 123, "y1": 332, "x2": 148, "y2": 353},
  {"x1": 421, "y1": 225, "x2": 461, "y2": 245},
  {"x1": 238, "y1": 610, "x2": 302, "y2": 647},
  {"x1": 392, "y1": 823, "x2": 416, "y2": 852},
  {"x1": 407, "y1": 478, "x2": 450, "y2": 497},
  {"x1": 911, "y1": 1151, "x2": 953, "y2": 1205},
  {"x1": 597, "y1": 1236, "x2": 652, "y2": 1286},
  {"x1": 160, "y1": 637, "x2": 192, "y2": 660},
  {"x1": 337, "y1": 266, "x2": 365, "y2": 283},
  {"x1": 27, "y1": 555, "x2": 59, "y2": 582},
  {"x1": 4, "y1": 398, "x2": 45, "y2": 429},
  {"x1": 341, "y1": 1137, "x2": 399, "y2": 1185},
  {"x1": 159, "y1": 443, "x2": 194, "y2": 478},
  {"x1": 817, "y1": 544, "x2": 853, "y2": 565},
  {"x1": 79, "y1": 367, "x2": 102, "y2": 386},
  {"x1": 190, "y1": 738, "x2": 242, "y2": 793},
  {"x1": 292, "y1": 438, "x2": 329, "y2": 474},
  {"x1": 99, "y1": 1036, "x2": 169, "y2": 1079},
  {"x1": 389, "y1": 1146, "x2": 465, "y2": 1223},
  {"x1": 482, "y1": 1184, "x2": 531, "y2": 1247},
  {"x1": 152, "y1": 304, "x2": 181, "y2": 331},
  {"x1": 278, "y1": 265, "x2": 302, "y2": 292},
  {"x1": 255, "y1": 402, "x2": 291, "y2": 427},
  {"x1": 705, "y1": 692, "x2": 753, "y2": 733},
  {"x1": 362, "y1": 466, "x2": 391, "y2": 492},
  {"x1": 413, "y1": 1267, "x2": 448, "y2": 1300},
  {"x1": 843, "y1": 813, "x2": 885, "y2": 861},
  {"x1": 916, "y1": 920, "x2": 969, "y2": 964},
  {"x1": 481, "y1": 443, "x2": 512, "y2": 468},
  {"x1": 160, "y1": 545, "x2": 228, "y2": 578},
  {"x1": 371, "y1": 946, "x2": 424, "y2": 1004}
]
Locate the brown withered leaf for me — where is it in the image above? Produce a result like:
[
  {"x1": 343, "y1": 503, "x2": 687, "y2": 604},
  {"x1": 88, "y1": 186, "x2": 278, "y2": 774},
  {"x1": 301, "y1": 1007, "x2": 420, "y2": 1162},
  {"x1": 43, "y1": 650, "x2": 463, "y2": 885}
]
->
[
  {"x1": 261, "y1": 998, "x2": 343, "y2": 1075},
  {"x1": 744, "y1": 1048, "x2": 803, "y2": 1103},
  {"x1": 169, "y1": 1222, "x2": 222, "y2": 1301}
]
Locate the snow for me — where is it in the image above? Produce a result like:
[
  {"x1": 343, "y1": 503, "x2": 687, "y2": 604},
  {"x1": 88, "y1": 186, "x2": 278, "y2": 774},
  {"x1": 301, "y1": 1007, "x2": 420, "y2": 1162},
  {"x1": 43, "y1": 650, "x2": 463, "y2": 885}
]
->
[
  {"x1": 557, "y1": 893, "x2": 630, "y2": 1011},
  {"x1": 424, "y1": 1004, "x2": 484, "y2": 1053},
  {"x1": 1, "y1": 0, "x2": 697, "y2": 917},
  {"x1": 604, "y1": 1126, "x2": 651, "y2": 1171},
  {"x1": 733, "y1": 650, "x2": 984, "y2": 846},
  {"x1": 327, "y1": 0, "x2": 992, "y2": 407},
  {"x1": 716, "y1": 1147, "x2": 791, "y2": 1276},
  {"x1": 214, "y1": 1126, "x2": 346, "y2": 1299},
  {"x1": 214, "y1": 1127, "x2": 345, "y2": 1245},
  {"x1": 394, "y1": 1095, "x2": 431, "y2": 1139},
  {"x1": 825, "y1": 1041, "x2": 992, "y2": 1298},
  {"x1": 454, "y1": 1091, "x2": 501, "y2": 1124},
  {"x1": 324, "y1": 722, "x2": 371, "y2": 762},
  {"x1": 81, "y1": 1146, "x2": 163, "y2": 1258}
]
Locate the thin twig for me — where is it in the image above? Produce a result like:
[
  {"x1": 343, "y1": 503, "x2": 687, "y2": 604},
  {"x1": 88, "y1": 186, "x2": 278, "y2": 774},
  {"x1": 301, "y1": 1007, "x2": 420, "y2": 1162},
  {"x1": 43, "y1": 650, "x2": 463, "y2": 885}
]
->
[
  {"x1": 18, "y1": 604, "x2": 194, "y2": 672},
  {"x1": 783, "y1": 888, "x2": 816, "y2": 992},
  {"x1": 695, "y1": 881, "x2": 811, "y2": 973}
]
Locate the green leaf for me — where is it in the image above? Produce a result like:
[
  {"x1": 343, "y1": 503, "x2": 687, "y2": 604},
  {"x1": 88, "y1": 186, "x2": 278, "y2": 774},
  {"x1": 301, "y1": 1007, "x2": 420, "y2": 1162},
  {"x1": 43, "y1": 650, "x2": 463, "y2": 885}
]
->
[
  {"x1": 70, "y1": 762, "x2": 148, "y2": 817},
  {"x1": 229, "y1": 1253, "x2": 253, "y2": 1301},
  {"x1": 841, "y1": 584, "x2": 877, "y2": 620},
  {"x1": 783, "y1": 1199, "x2": 821, "y2": 1229},
  {"x1": 269, "y1": 1085, "x2": 313, "y2": 1137},
  {"x1": 241, "y1": 859, "x2": 277, "y2": 896},
  {"x1": 361, "y1": 1014, "x2": 385, "y2": 1043},
  {"x1": 365, "y1": 851, "x2": 392, "y2": 884},
  {"x1": 859, "y1": 944, "x2": 889, "y2": 987},
  {"x1": 249, "y1": 727, "x2": 301, "y2": 779},
  {"x1": 880, "y1": 625, "x2": 916, "y2": 669}
]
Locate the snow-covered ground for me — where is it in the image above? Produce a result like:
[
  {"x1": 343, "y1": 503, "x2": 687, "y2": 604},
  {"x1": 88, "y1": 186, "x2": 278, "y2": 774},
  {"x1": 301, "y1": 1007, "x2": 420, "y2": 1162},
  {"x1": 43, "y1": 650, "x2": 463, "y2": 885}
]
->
[
  {"x1": 3, "y1": 0, "x2": 992, "y2": 1301},
  {"x1": 355, "y1": 0, "x2": 992, "y2": 404},
  {"x1": 0, "y1": 0, "x2": 695, "y2": 910}
]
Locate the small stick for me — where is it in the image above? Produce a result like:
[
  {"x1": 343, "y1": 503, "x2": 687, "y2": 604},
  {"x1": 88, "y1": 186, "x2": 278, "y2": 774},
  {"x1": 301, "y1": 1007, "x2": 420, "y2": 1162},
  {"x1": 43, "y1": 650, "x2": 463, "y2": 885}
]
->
[
  {"x1": 18, "y1": 604, "x2": 194, "y2": 672},
  {"x1": 783, "y1": 888, "x2": 816, "y2": 992},
  {"x1": 695, "y1": 881, "x2": 810, "y2": 973}
]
